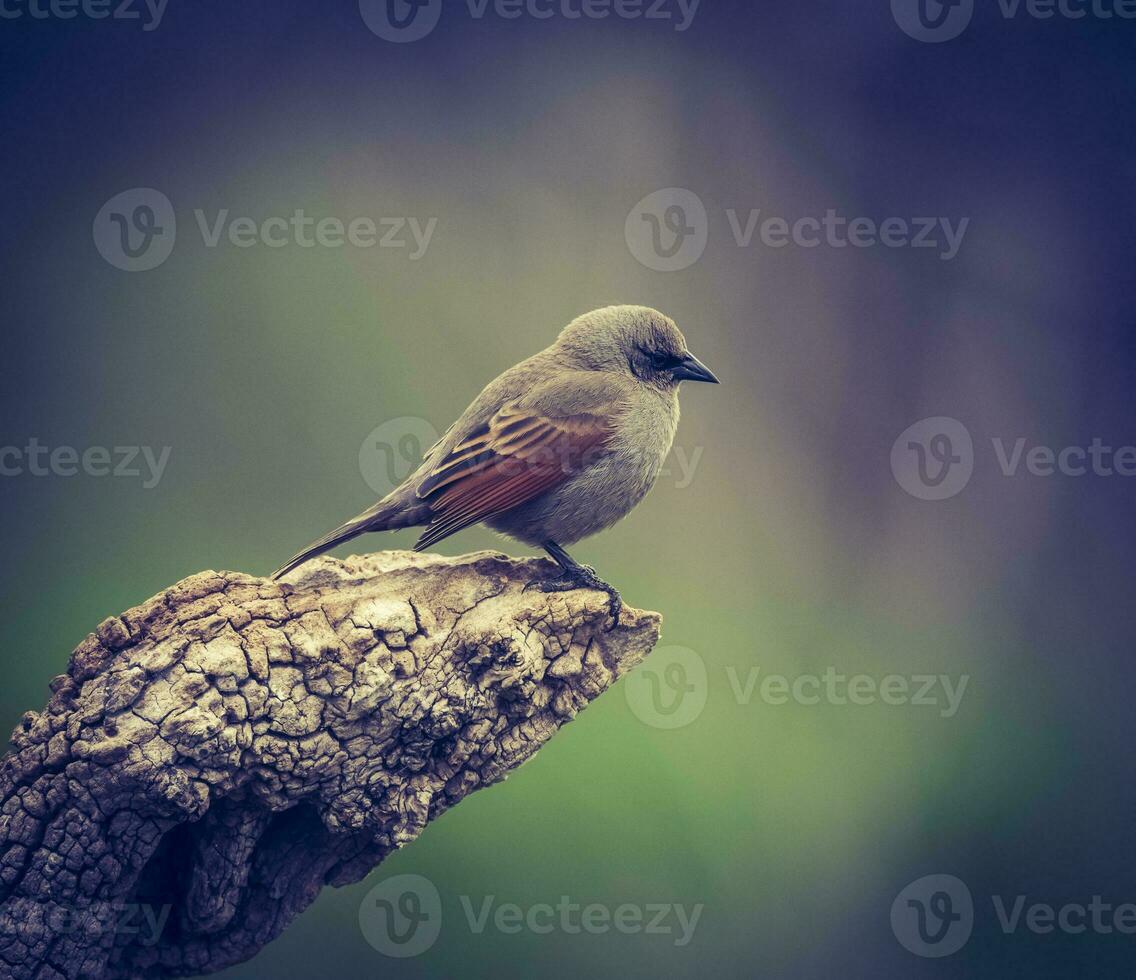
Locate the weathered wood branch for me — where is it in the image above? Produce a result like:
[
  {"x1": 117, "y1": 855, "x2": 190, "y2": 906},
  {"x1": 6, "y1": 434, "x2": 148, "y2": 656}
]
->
[{"x1": 0, "y1": 550, "x2": 660, "y2": 978}]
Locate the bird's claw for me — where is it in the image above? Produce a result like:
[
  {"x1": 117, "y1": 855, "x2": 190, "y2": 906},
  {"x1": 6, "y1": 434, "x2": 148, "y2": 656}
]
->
[{"x1": 524, "y1": 568, "x2": 622, "y2": 631}]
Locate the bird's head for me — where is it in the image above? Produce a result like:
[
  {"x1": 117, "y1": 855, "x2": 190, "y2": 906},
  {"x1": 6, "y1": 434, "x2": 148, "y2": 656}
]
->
[{"x1": 556, "y1": 305, "x2": 720, "y2": 390}]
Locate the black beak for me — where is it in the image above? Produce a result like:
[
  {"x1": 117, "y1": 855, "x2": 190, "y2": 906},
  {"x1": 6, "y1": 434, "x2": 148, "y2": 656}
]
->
[{"x1": 672, "y1": 352, "x2": 720, "y2": 384}]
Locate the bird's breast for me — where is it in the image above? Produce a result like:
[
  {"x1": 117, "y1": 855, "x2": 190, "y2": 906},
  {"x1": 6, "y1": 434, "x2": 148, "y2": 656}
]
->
[{"x1": 606, "y1": 390, "x2": 679, "y2": 493}]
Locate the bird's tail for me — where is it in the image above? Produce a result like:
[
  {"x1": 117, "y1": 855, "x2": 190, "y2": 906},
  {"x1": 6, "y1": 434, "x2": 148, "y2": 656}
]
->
[{"x1": 271, "y1": 496, "x2": 426, "y2": 581}]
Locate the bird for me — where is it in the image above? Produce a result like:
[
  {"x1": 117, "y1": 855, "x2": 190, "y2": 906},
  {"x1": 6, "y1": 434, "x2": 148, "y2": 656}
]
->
[{"x1": 272, "y1": 305, "x2": 719, "y2": 622}]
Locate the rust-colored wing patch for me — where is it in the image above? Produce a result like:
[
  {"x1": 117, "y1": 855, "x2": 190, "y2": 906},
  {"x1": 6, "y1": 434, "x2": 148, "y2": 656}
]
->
[{"x1": 414, "y1": 407, "x2": 614, "y2": 550}]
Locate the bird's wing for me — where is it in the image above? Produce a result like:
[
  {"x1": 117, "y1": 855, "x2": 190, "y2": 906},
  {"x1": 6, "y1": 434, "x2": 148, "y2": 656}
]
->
[{"x1": 413, "y1": 402, "x2": 619, "y2": 550}]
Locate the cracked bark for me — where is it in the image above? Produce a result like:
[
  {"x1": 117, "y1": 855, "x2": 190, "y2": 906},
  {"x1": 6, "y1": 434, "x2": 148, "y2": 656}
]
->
[{"x1": 0, "y1": 550, "x2": 661, "y2": 979}]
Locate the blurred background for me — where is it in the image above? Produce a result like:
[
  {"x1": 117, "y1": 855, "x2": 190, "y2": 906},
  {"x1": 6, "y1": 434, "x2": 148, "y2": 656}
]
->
[{"x1": 2, "y1": 0, "x2": 1135, "y2": 976}]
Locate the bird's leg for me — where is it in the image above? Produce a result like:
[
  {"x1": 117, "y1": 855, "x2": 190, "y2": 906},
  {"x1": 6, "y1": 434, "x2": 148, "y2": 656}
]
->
[{"x1": 524, "y1": 541, "x2": 622, "y2": 627}]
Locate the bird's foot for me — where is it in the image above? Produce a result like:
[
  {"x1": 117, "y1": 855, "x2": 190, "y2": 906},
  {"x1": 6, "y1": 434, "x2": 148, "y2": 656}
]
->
[{"x1": 525, "y1": 564, "x2": 622, "y2": 630}]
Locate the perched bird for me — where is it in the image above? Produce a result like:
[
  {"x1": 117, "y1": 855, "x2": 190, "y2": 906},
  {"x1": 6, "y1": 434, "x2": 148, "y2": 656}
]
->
[{"x1": 272, "y1": 305, "x2": 719, "y2": 620}]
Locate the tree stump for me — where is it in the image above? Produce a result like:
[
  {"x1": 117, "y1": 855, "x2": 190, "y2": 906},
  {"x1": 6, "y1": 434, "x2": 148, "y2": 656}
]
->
[{"x1": 0, "y1": 551, "x2": 660, "y2": 978}]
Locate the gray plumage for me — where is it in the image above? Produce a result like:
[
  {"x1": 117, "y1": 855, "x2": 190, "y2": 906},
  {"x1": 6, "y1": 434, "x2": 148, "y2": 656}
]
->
[{"x1": 273, "y1": 305, "x2": 718, "y2": 601}]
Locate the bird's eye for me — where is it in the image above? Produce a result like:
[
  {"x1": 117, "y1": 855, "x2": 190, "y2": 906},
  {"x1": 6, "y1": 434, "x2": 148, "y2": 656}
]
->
[{"x1": 648, "y1": 350, "x2": 672, "y2": 370}]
